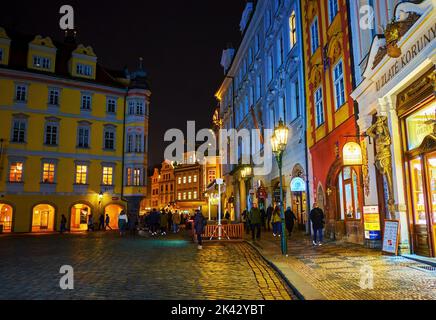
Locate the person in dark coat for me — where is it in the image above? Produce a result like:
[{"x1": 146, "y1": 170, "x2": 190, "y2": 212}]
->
[
  {"x1": 98, "y1": 213, "x2": 105, "y2": 231},
  {"x1": 224, "y1": 211, "x2": 230, "y2": 220},
  {"x1": 266, "y1": 205, "x2": 273, "y2": 231},
  {"x1": 248, "y1": 203, "x2": 262, "y2": 241},
  {"x1": 105, "y1": 214, "x2": 112, "y2": 230},
  {"x1": 260, "y1": 206, "x2": 267, "y2": 231},
  {"x1": 284, "y1": 207, "x2": 297, "y2": 237},
  {"x1": 60, "y1": 214, "x2": 67, "y2": 234},
  {"x1": 242, "y1": 209, "x2": 250, "y2": 234},
  {"x1": 309, "y1": 203, "x2": 325, "y2": 246},
  {"x1": 194, "y1": 210, "x2": 206, "y2": 250}
]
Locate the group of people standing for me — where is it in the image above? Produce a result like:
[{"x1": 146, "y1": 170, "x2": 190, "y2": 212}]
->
[
  {"x1": 141, "y1": 209, "x2": 186, "y2": 236},
  {"x1": 241, "y1": 202, "x2": 325, "y2": 246},
  {"x1": 242, "y1": 203, "x2": 298, "y2": 241}
]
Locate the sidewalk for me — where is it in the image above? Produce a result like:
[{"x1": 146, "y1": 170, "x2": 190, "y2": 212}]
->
[{"x1": 245, "y1": 230, "x2": 436, "y2": 300}]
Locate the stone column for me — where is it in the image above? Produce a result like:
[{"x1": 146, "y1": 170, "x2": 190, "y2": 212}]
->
[{"x1": 378, "y1": 96, "x2": 411, "y2": 253}]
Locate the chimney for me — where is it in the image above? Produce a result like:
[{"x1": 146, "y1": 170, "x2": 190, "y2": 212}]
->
[{"x1": 64, "y1": 29, "x2": 77, "y2": 44}]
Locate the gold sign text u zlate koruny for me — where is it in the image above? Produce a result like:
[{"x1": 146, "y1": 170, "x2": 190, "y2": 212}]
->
[{"x1": 376, "y1": 22, "x2": 436, "y2": 92}]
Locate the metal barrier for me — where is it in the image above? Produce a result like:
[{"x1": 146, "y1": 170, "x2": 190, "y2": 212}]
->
[{"x1": 191, "y1": 222, "x2": 244, "y2": 241}]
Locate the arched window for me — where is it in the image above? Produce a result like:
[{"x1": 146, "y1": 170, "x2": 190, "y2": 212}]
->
[{"x1": 337, "y1": 167, "x2": 361, "y2": 220}]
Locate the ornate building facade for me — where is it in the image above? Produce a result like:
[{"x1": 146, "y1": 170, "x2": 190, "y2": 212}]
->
[{"x1": 0, "y1": 28, "x2": 150, "y2": 233}]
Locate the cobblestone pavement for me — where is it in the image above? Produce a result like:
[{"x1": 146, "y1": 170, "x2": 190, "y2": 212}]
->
[
  {"x1": 0, "y1": 232, "x2": 294, "y2": 300},
  {"x1": 248, "y1": 231, "x2": 436, "y2": 300}
]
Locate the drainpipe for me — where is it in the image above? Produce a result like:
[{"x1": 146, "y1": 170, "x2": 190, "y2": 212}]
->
[{"x1": 121, "y1": 89, "x2": 129, "y2": 210}]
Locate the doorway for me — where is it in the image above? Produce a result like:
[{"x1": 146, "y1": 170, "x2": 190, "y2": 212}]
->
[
  {"x1": 32, "y1": 204, "x2": 55, "y2": 232},
  {"x1": 104, "y1": 204, "x2": 124, "y2": 230},
  {"x1": 0, "y1": 204, "x2": 13, "y2": 233},
  {"x1": 70, "y1": 203, "x2": 91, "y2": 232}
]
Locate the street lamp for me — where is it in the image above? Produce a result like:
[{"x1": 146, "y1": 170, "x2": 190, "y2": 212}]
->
[{"x1": 271, "y1": 118, "x2": 289, "y2": 255}]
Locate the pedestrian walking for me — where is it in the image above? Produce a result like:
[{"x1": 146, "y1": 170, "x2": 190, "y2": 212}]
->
[
  {"x1": 105, "y1": 214, "x2": 112, "y2": 230},
  {"x1": 272, "y1": 206, "x2": 282, "y2": 237},
  {"x1": 98, "y1": 213, "x2": 105, "y2": 231},
  {"x1": 260, "y1": 206, "x2": 267, "y2": 231},
  {"x1": 266, "y1": 204, "x2": 273, "y2": 231},
  {"x1": 118, "y1": 210, "x2": 128, "y2": 236},
  {"x1": 248, "y1": 203, "x2": 261, "y2": 241},
  {"x1": 172, "y1": 210, "x2": 181, "y2": 233},
  {"x1": 309, "y1": 203, "x2": 325, "y2": 246},
  {"x1": 285, "y1": 207, "x2": 297, "y2": 237},
  {"x1": 194, "y1": 209, "x2": 206, "y2": 250},
  {"x1": 160, "y1": 210, "x2": 168, "y2": 235},
  {"x1": 224, "y1": 210, "x2": 230, "y2": 220},
  {"x1": 87, "y1": 213, "x2": 94, "y2": 232},
  {"x1": 242, "y1": 208, "x2": 250, "y2": 235},
  {"x1": 167, "y1": 210, "x2": 173, "y2": 232},
  {"x1": 60, "y1": 214, "x2": 67, "y2": 234}
]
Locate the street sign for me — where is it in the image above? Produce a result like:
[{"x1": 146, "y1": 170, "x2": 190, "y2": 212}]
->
[{"x1": 290, "y1": 177, "x2": 306, "y2": 192}]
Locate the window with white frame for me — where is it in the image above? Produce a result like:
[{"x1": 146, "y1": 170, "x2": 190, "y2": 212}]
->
[
  {"x1": 76, "y1": 63, "x2": 93, "y2": 76},
  {"x1": 102, "y1": 166, "x2": 114, "y2": 185},
  {"x1": 310, "y1": 17, "x2": 320, "y2": 55},
  {"x1": 81, "y1": 94, "x2": 92, "y2": 110},
  {"x1": 104, "y1": 127, "x2": 116, "y2": 150},
  {"x1": 314, "y1": 87, "x2": 324, "y2": 127},
  {"x1": 193, "y1": 191, "x2": 198, "y2": 199},
  {"x1": 127, "y1": 134, "x2": 134, "y2": 153},
  {"x1": 188, "y1": 176, "x2": 192, "y2": 183},
  {"x1": 135, "y1": 134, "x2": 142, "y2": 153},
  {"x1": 328, "y1": 0, "x2": 339, "y2": 23},
  {"x1": 133, "y1": 168, "x2": 141, "y2": 186},
  {"x1": 33, "y1": 56, "x2": 51, "y2": 69},
  {"x1": 289, "y1": 11, "x2": 297, "y2": 49},
  {"x1": 48, "y1": 88, "x2": 60, "y2": 106},
  {"x1": 15, "y1": 84, "x2": 27, "y2": 102},
  {"x1": 183, "y1": 176, "x2": 187, "y2": 184},
  {"x1": 107, "y1": 97, "x2": 117, "y2": 113},
  {"x1": 9, "y1": 161, "x2": 24, "y2": 183},
  {"x1": 75, "y1": 164, "x2": 88, "y2": 184},
  {"x1": 136, "y1": 101, "x2": 144, "y2": 115},
  {"x1": 11, "y1": 118, "x2": 26, "y2": 143},
  {"x1": 42, "y1": 161, "x2": 56, "y2": 184},
  {"x1": 178, "y1": 177, "x2": 182, "y2": 184},
  {"x1": 126, "y1": 168, "x2": 133, "y2": 186},
  {"x1": 77, "y1": 125, "x2": 91, "y2": 148},
  {"x1": 333, "y1": 60, "x2": 345, "y2": 109},
  {"x1": 45, "y1": 122, "x2": 59, "y2": 145}
]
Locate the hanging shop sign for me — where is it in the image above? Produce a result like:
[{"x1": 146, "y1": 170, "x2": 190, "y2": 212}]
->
[
  {"x1": 257, "y1": 187, "x2": 267, "y2": 199},
  {"x1": 290, "y1": 177, "x2": 306, "y2": 192},
  {"x1": 343, "y1": 142, "x2": 363, "y2": 166},
  {"x1": 382, "y1": 220, "x2": 401, "y2": 255},
  {"x1": 363, "y1": 206, "x2": 381, "y2": 240}
]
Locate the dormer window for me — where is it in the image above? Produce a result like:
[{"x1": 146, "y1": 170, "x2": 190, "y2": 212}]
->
[
  {"x1": 76, "y1": 63, "x2": 93, "y2": 76},
  {"x1": 33, "y1": 56, "x2": 51, "y2": 69}
]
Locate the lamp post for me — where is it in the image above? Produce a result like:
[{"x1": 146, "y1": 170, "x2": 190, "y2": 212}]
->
[{"x1": 271, "y1": 118, "x2": 289, "y2": 255}]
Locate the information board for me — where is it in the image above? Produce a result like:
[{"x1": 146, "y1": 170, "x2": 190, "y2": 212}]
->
[
  {"x1": 363, "y1": 206, "x2": 381, "y2": 240},
  {"x1": 382, "y1": 220, "x2": 400, "y2": 255}
]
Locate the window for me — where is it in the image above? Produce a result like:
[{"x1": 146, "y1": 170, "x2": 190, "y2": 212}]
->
[
  {"x1": 81, "y1": 94, "x2": 92, "y2": 110},
  {"x1": 128, "y1": 100, "x2": 135, "y2": 115},
  {"x1": 133, "y1": 169, "x2": 141, "y2": 186},
  {"x1": 315, "y1": 87, "x2": 324, "y2": 127},
  {"x1": 208, "y1": 170, "x2": 216, "y2": 183},
  {"x1": 9, "y1": 162, "x2": 23, "y2": 182},
  {"x1": 33, "y1": 56, "x2": 51, "y2": 69},
  {"x1": 279, "y1": 95, "x2": 286, "y2": 122},
  {"x1": 42, "y1": 162, "x2": 55, "y2": 184},
  {"x1": 102, "y1": 167, "x2": 113, "y2": 185},
  {"x1": 178, "y1": 193, "x2": 182, "y2": 200},
  {"x1": 289, "y1": 11, "x2": 297, "y2": 49},
  {"x1": 15, "y1": 85, "x2": 27, "y2": 102},
  {"x1": 135, "y1": 134, "x2": 142, "y2": 153},
  {"x1": 333, "y1": 60, "x2": 345, "y2": 109},
  {"x1": 45, "y1": 124, "x2": 58, "y2": 145},
  {"x1": 193, "y1": 175, "x2": 197, "y2": 183},
  {"x1": 77, "y1": 126, "x2": 90, "y2": 148},
  {"x1": 107, "y1": 98, "x2": 117, "y2": 113},
  {"x1": 178, "y1": 177, "x2": 182, "y2": 184},
  {"x1": 48, "y1": 88, "x2": 60, "y2": 105},
  {"x1": 337, "y1": 167, "x2": 361, "y2": 220},
  {"x1": 126, "y1": 168, "x2": 132, "y2": 186},
  {"x1": 277, "y1": 35, "x2": 284, "y2": 67},
  {"x1": 183, "y1": 192, "x2": 187, "y2": 200},
  {"x1": 76, "y1": 63, "x2": 93, "y2": 76},
  {"x1": 310, "y1": 17, "x2": 320, "y2": 54},
  {"x1": 136, "y1": 101, "x2": 144, "y2": 115},
  {"x1": 183, "y1": 176, "x2": 187, "y2": 184},
  {"x1": 12, "y1": 119, "x2": 26, "y2": 143},
  {"x1": 328, "y1": 0, "x2": 339, "y2": 23},
  {"x1": 188, "y1": 176, "x2": 192, "y2": 183},
  {"x1": 188, "y1": 192, "x2": 192, "y2": 200},
  {"x1": 75, "y1": 165, "x2": 88, "y2": 184},
  {"x1": 193, "y1": 191, "x2": 198, "y2": 199},
  {"x1": 267, "y1": 54, "x2": 273, "y2": 83},
  {"x1": 127, "y1": 134, "x2": 134, "y2": 153},
  {"x1": 104, "y1": 128, "x2": 116, "y2": 150}
]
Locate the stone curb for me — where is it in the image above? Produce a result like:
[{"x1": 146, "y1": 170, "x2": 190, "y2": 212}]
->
[{"x1": 244, "y1": 240, "x2": 328, "y2": 301}]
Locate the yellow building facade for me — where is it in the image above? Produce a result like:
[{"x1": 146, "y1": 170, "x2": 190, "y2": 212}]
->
[{"x1": 0, "y1": 28, "x2": 150, "y2": 233}]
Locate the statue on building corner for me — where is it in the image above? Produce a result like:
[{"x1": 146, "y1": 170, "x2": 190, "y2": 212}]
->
[{"x1": 366, "y1": 116, "x2": 396, "y2": 218}]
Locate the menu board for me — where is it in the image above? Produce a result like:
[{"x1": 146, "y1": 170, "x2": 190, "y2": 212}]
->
[
  {"x1": 363, "y1": 206, "x2": 381, "y2": 240},
  {"x1": 382, "y1": 220, "x2": 400, "y2": 255}
]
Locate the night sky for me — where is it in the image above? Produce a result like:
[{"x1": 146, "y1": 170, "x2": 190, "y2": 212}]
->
[{"x1": 0, "y1": 0, "x2": 246, "y2": 168}]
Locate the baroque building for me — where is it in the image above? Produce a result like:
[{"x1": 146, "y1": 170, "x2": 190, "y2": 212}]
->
[
  {"x1": 0, "y1": 28, "x2": 150, "y2": 233},
  {"x1": 216, "y1": 0, "x2": 308, "y2": 225}
]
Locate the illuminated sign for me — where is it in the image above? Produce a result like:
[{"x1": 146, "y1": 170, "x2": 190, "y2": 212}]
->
[
  {"x1": 290, "y1": 177, "x2": 306, "y2": 192},
  {"x1": 343, "y1": 142, "x2": 363, "y2": 166}
]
